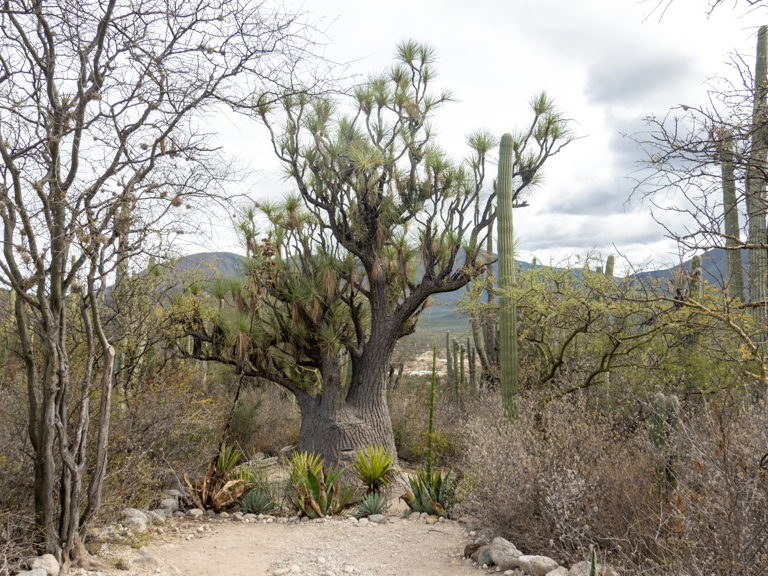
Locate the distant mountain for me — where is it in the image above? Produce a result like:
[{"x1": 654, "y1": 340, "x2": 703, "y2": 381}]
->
[
  {"x1": 635, "y1": 247, "x2": 748, "y2": 293},
  {"x1": 172, "y1": 251, "x2": 246, "y2": 281}
]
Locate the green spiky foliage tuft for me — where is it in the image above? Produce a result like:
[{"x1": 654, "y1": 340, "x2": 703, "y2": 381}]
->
[
  {"x1": 401, "y1": 468, "x2": 455, "y2": 517},
  {"x1": 240, "y1": 489, "x2": 276, "y2": 515},
  {"x1": 353, "y1": 445, "x2": 398, "y2": 494},
  {"x1": 354, "y1": 493, "x2": 389, "y2": 518},
  {"x1": 287, "y1": 451, "x2": 353, "y2": 518},
  {"x1": 497, "y1": 133, "x2": 519, "y2": 418}
]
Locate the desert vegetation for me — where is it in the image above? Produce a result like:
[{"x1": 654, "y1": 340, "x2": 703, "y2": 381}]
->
[{"x1": 1, "y1": 1, "x2": 768, "y2": 576}]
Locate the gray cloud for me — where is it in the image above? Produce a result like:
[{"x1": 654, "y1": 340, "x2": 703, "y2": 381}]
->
[
  {"x1": 521, "y1": 215, "x2": 662, "y2": 251},
  {"x1": 586, "y1": 52, "x2": 699, "y2": 107},
  {"x1": 552, "y1": 182, "x2": 635, "y2": 216}
]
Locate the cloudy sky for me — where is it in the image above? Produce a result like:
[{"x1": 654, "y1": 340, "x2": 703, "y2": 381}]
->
[{"x1": 199, "y1": 0, "x2": 764, "y2": 273}]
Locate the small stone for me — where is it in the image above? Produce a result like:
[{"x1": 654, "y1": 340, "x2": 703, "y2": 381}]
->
[
  {"x1": 273, "y1": 568, "x2": 291, "y2": 575},
  {"x1": 464, "y1": 541, "x2": 484, "y2": 558},
  {"x1": 163, "y1": 489, "x2": 183, "y2": 498},
  {"x1": 232, "y1": 512, "x2": 244, "y2": 521},
  {"x1": 425, "y1": 515, "x2": 438, "y2": 525},
  {"x1": 357, "y1": 517, "x2": 369, "y2": 526},
  {"x1": 546, "y1": 568, "x2": 568, "y2": 576},
  {"x1": 300, "y1": 516, "x2": 310, "y2": 522},
  {"x1": 16, "y1": 570, "x2": 47, "y2": 576},
  {"x1": 342, "y1": 566, "x2": 355, "y2": 574},
  {"x1": 368, "y1": 514, "x2": 387, "y2": 524},
  {"x1": 186, "y1": 508, "x2": 204, "y2": 519},
  {"x1": 31, "y1": 553, "x2": 60, "y2": 576},
  {"x1": 219, "y1": 512, "x2": 229, "y2": 518},
  {"x1": 114, "y1": 558, "x2": 131, "y2": 571}
]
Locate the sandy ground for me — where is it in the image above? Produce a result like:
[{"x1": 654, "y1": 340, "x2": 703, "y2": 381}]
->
[{"x1": 95, "y1": 514, "x2": 483, "y2": 576}]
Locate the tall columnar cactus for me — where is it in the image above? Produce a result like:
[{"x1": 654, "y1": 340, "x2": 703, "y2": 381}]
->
[
  {"x1": 426, "y1": 342, "x2": 437, "y2": 476},
  {"x1": 650, "y1": 392, "x2": 681, "y2": 491},
  {"x1": 604, "y1": 254, "x2": 615, "y2": 278},
  {"x1": 484, "y1": 220, "x2": 498, "y2": 368},
  {"x1": 689, "y1": 255, "x2": 702, "y2": 300},
  {"x1": 468, "y1": 337, "x2": 477, "y2": 391},
  {"x1": 717, "y1": 128, "x2": 746, "y2": 302},
  {"x1": 445, "y1": 331, "x2": 452, "y2": 386},
  {"x1": 747, "y1": 26, "x2": 768, "y2": 312},
  {"x1": 497, "y1": 133, "x2": 519, "y2": 418}
]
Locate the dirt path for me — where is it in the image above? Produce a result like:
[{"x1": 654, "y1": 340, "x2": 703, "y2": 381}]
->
[{"x1": 97, "y1": 515, "x2": 482, "y2": 576}]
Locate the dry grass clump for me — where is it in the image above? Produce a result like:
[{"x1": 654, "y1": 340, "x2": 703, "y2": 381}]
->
[{"x1": 459, "y1": 390, "x2": 768, "y2": 575}]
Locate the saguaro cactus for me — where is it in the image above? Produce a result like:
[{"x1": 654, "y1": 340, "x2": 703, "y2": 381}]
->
[
  {"x1": 747, "y1": 26, "x2": 768, "y2": 311},
  {"x1": 604, "y1": 254, "x2": 615, "y2": 278},
  {"x1": 497, "y1": 133, "x2": 519, "y2": 417},
  {"x1": 650, "y1": 392, "x2": 681, "y2": 491},
  {"x1": 717, "y1": 128, "x2": 745, "y2": 302},
  {"x1": 690, "y1": 255, "x2": 702, "y2": 300}
]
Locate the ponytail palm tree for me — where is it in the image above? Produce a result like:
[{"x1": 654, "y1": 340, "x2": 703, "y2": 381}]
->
[{"x1": 179, "y1": 42, "x2": 572, "y2": 465}]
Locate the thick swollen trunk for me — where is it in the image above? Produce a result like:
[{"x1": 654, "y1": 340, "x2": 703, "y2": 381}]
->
[{"x1": 296, "y1": 344, "x2": 396, "y2": 467}]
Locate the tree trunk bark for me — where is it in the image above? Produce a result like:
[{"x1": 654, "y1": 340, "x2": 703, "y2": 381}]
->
[{"x1": 296, "y1": 346, "x2": 396, "y2": 467}]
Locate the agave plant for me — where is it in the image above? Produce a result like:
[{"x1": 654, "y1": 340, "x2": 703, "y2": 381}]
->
[
  {"x1": 354, "y1": 492, "x2": 388, "y2": 519},
  {"x1": 183, "y1": 442, "x2": 251, "y2": 511},
  {"x1": 401, "y1": 468, "x2": 455, "y2": 518},
  {"x1": 287, "y1": 451, "x2": 353, "y2": 518},
  {"x1": 353, "y1": 445, "x2": 398, "y2": 494},
  {"x1": 240, "y1": 488, "x2": 276, "y2": 515}
]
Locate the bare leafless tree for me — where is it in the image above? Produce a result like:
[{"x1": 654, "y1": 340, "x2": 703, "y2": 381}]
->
[{"x1": 0, "y1": 0, "x2": 310, "y2": 565}]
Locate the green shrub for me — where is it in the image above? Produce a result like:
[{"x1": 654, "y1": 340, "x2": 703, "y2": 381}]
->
[
  {"x1": 287, "y1": 451, "x2": 353, "y2": 518},
  {"x1": 240, "y1": 488, "x2": 276, "y2": 515},
  {"x1": 354, "y1": 492, "x2": 389, "y2": 518},
  {"x1": 353, "y1": 445, "x2": 398, "y2": 494},
  {"x1": 402, "y1": 468, "x2": 455, "y2": 517}
]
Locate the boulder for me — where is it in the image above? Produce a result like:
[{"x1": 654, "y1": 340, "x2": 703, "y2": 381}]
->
[
  {"x1": 518, "y1": 555, "x2": 559, "y2": 576},
  {"x1": 489, "y1": 537, "x2": 523, "y2": 570},
  {"x1": 464, "y1": 541, "x2": 484, "y2": 558},
  {"x1": 30, "y1": 554, "x2": 60, "y2": 576},
  {"x1": 146, "y1": 509, "x2": 166, "y2": 524},
  {"x1": 546, "y1": 568, "x2": 568, "y2": 576},
  {"x1": 476, "y1": 545, "x2": 493, "y2": 567},
  {"x1": 159, "y1": 498, "x2": 178, "y2": 513},
  {"x1": 120, "y1": 508, "x2": 149, "y2": 533}
]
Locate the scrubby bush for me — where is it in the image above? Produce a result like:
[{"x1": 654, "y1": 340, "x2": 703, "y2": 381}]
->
[{"x1": 459, "y1": 390, "x2": 768, "y2": 574}]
